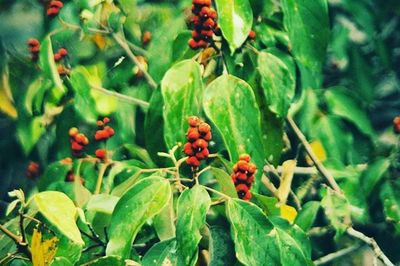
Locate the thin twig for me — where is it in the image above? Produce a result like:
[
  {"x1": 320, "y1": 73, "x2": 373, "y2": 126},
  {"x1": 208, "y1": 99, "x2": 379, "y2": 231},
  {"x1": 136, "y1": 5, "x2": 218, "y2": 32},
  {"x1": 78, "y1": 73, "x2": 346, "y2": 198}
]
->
[
  {"x1": 94, "y1": 163, "x2": 110, "y2": 194},
  {"x1": 346, "y1": 227, "x2": 394, "y2": 266},
  {"x1": 111, "y1": 32, "x2": 158, "y2": 89},
  {"x1": 264, "y1": 165, "x2": 318, "y2": 175},
  {"x1": 0, "y1": 224, "x2": 21, "y2": 244},
  {"x1": 286, "y1": 116, "x2": 342, "y2": 193},
  {"x1": 314, "y1": 244, "x2": 362, "y2": 265},
  {"x1": 203, "y1": 186, "x2": 231, "y2": 200},
  {"x1": 261, "y1": 174, "x2": 279, "y2": 198},
  {"x1": 0, "y1": 252, "x2": 18, "y2": 265},
  {"x1": 89, "y1": 84, "x2": 150, "y2": 107}
]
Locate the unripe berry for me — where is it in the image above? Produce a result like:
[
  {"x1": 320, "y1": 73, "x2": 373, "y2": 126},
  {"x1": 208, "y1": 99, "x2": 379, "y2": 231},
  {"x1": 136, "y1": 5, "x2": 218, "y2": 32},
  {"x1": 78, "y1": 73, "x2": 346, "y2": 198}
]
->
[
  {"x1": 69, "y1": 127, "x2": 79, "y2": 137},
  {"x1": 186, "y1": 156, "x2": 200, "y2": 167},
  {"x1": 95, "y1": 149, "x2": 107, "y2": 159},
  {"x1": 239, "y1": 154, "x2": 251, "y2": 162}
]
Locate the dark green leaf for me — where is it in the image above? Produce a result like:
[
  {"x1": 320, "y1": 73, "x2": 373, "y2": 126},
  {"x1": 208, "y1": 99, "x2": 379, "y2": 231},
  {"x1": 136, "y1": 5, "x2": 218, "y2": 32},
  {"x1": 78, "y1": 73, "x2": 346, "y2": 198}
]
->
[
  {"x1": 295, "y1": 201, "x2": 320, "y2": 231},
  {"x1": 176, "y1": 185, "x2": 211, "y2": 266},
  {"x1": 209, "y1": 225, "x2": 236, "y2": 266},
  {"x1": 380, "y1": 181, "x2": 400, "y2": 235},
  {"x1": 106, "y1": 177, "x2": 171, "y2": 258},
  {"x1": 258, "y1": 52, "x2": 295, "y2": 117},
  {"x1": 361, "y1": 158, "x2": 390, "y2": 196}
]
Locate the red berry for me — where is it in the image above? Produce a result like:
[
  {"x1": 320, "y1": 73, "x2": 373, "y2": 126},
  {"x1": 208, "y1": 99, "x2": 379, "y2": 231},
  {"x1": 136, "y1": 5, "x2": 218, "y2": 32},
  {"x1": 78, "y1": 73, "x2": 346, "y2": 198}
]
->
[
  {"x1": 198, "y1": 122, "x2": 211, "y2": 134},
  {"x1": 208, "y1": 9, "x2": 217, "y2": 19},
  {"x1": 183, "y1": 142, "x2": 194, "y2": 156},
  {"x1": 49, "y1": 0, "x2": 63, "y2": 8},
  {"x1": 187, "y1": 127, "x2": 200, "y2": 142},
  {"x1": 58, "y1": 48, "x2": 68, "y2": 57},
  {"x1": 27, "y1": 38, "x2": 39, "y2": 47},
  {"x1": 65, "y1": 171, "x2": 75, "y2": 182},
  {"x1": 203, "y1": 131, "x2": 212, "y2": 141},
  {"x1": 247, "y1": 163, "x2": 257, "y2": 174},
  {"x1": 248, "y1": 30, "x2": 256, "y2": 40},
  {"x1": 200, "y1": 6, "x2": 210, "y2": 17},
  {"x1": 105, "y1": 126, "x2": 115, "y2": 137},
  {"x1": 201, "y1": 30, "x2": 214, "y2": 38},
  {"x1": 243, "y1": 191, "x2": 252, "y2": 201},
  {"x1": 236, "y1": 172, "x2": 248, "y2": 182},
  {"x1": 30, "y1": 46, "x2": 40, "y2": 53},
  {"x1": 103, "y1": 117, "x2": 110, "y2": 124},
  {"x1": 71, "y1": 141, "x2": 83, "y2": 151},
  {"x1": 246, "y1": 175, "x2": 254, "y2": 187},
  {"x1": 236, "y1": 184, "x2": 249, "y2": 193},
  {"x1": 75, "y1": 133, "x2": 87, "y2": 144},
  {"x1": 231, "y1": 173, "x2": 237, "y2": 183},
  {"x1": 54, "y1": 53, "x2": 61, "y2": 61},
  {"x1": 95, "y1": 149, "x2": 107, "y2": 159},
  {"x1": 203, "y1": 18, "x2": 215, "y2": 28},
  {"x1": 188, "y1": 116, "x2": 200, "y2": 127},
  {"x1": 47, "y1": 7, "x2": 60, "y2": 16},
  {"x1": 193, "y1": 139, "x2": 208, "y2": 149},
  {"x1": 186, "y1": 156, "x2": 200, "y2": 167},
  {"x1": 195, "y1": 148, "x2": 209, "y2": 160},
  {"x1": 394, "y1": 116, "x2": 400, "y2": 134},
  {"x1": 239, "y1": 154, "x2": 251, "y2": 162},
  {"x1": 188, "y1": 38, "x2": 198, "y2": 49},
  {"x1": 197, "y1": 40, "x2": 208, "y2": 48},
  {"x1": 142, "y1": 31, "x2": 152, "y2": 45},
  {"x1": 95, "y1": 130, "x2": 109, "y2": 141}
]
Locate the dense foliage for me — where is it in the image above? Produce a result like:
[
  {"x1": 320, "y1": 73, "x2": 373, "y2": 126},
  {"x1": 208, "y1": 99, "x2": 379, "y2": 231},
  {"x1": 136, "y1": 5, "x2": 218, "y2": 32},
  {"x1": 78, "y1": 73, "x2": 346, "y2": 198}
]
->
[{"x1": 0, "y1": 0, "x2": 399, "y2": 265}]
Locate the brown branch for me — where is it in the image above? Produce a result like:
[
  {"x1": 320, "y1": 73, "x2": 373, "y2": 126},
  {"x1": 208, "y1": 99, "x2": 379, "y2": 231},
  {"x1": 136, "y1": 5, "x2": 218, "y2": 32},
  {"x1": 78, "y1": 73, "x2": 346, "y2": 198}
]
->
[
  {"x1": 0, "y1": 224, "x2": 21, "y2": 244},
  {"x1": 286, "y1": 116, "x2": 342, "y2": 193},
  {"x1": 346, "y1": 227, "x2": 394, "y2": 266},
  {"x1": 111, "y1": 32, "x2": 158, "y2": 90}
]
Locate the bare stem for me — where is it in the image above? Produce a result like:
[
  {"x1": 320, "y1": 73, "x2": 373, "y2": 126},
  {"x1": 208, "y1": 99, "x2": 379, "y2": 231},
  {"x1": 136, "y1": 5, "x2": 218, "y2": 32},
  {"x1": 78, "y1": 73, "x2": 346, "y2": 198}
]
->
[
  {"x1": 0, "y1": 224, "x2": 21, "y2": 244},
  {"x1": 111, "y1": 32, "x2": 158, "y2": 89},
  {"x1": 89, "y1": 83, "x2": 150, "y2": 107},
  {"x1": 203, "y1": 186, "x2": 231, "y2": 200},
  {"x1": 261, "y1": 174, "x2": 279, "y2": 198},
  {"x1": 95, "y1": 163, "x2": 110, "y2": 194},
  {"x1": 314, "y1": 244, "x2": 362, "y2": 265},
  {"x1": 286, "y1": 116, "x2": 342, "y2": 193},
  {"x1": 346, "y1": 227, "x2": 394, "y2": 266}
]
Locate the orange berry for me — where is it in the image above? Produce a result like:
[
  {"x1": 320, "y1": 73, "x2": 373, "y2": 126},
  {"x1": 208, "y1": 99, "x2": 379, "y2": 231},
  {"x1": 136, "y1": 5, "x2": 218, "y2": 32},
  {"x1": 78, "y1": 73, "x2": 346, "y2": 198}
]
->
[
  {"x1": 237, "y1": 160, "x2": 249, "y2": 172},
  {"x1": 195, "y1": 148, "x2": 209, "y2": 160},
  {"x1": 142, "y1": 31, "x2": 152, "y2": 45},
  {"x1": 188, "y1": 38, "x2": 198, "y2": 49},
  {"x1": 60, "y1": 157, "x2": 73, "y2": 164},
  {"x1": 183, "y1": 142, "x2": 194, "y2": 156},
  {"x1": 247, "y1": 163, "x2": 257, "y2": 174},
  {"x1": 203, "y1": 18, "x2": 215, "y2": 28},
  {"x1": 239, "y1": 154, "x2": 251, "y2": 162},
  {"x1": 75, "y1": 133, "x2": 87, "y2": 144},
  {"x1": 198, "y1": 122, "x2": 211, "y2": 134},
  {"x1": 71, "y1": 141, "x2": 83, "y2": 151},
  {"x1": 105, "y1": 126, "x2": 115, "y2": 137},
  {"x1": 248, "y1": 30, "x2": 256, "y2": 40},
  {"x1": 49, "y1": 0, "x2": 63, "y2": 8},
  {"x1": 54, "y1": 53, "x2": 62, "y2": 61},
  {"x1": 96, "y1": 120, "x2": 104, "y2": 127},
  {"x1": 69, "y1": 127, "x2": 79, "y2": 137},
  {"x1": 188, "y1": 116, "x2": 200, "y2": 127},
  {"x1": 47, "y1": 7, "x2": 59, "y2": 16},
  {"x1": 203, "y1": 131, "x2": 212, "y2": 141}
]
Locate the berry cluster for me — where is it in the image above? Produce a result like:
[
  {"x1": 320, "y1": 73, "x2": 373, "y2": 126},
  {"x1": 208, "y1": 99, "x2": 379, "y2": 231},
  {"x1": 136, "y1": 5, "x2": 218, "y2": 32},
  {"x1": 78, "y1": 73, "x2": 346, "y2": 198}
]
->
[
  {"x1": 54, "y1": 48, "x2": 68, "y2": 62},
  {"x1": 47, "y1": 0, "x2": 63, "y2": 17},
  {"x1": 94, "y1": 117, "x2": 114, "y2": 160},
  {"x1": 231, "y1": 154, "x2": 256, "y2": 201},
  {"x1": 184, "y1": 116, "x2": 212, "y2": 168},
  {"x1": 26, "y1": 161, "x2": 40, "y2": 179},
  {"x1": 27, "y1": 38, "x2": 40, "y2": 62},
  {"x1": 394, "y1": 116, "x2": 400, "y2": 134},
  {"x1": 188, "y1": 0, "x2": 218, "y2": 50},
  {"x1": 69, "y1": 127, "x2": 89, "y2": 157}
]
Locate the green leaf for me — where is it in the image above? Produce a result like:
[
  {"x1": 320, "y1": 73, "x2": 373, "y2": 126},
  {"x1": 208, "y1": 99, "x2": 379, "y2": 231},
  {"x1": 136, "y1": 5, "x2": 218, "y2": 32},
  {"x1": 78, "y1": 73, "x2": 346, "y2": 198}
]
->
[
  {"x1": 17, "y1": 116, "x2": 45, "y2": 155},
  {"x1": 32, "y1": 191, "x2": 84, "y2": 245},
  {"x1": 210, "y1": 167, "x2": 238, "y2": 198},
  {"x1": 24, "y1": 78, "x2": 51, "y2": 115},
  {"x1": 84, "y1": 256, "x2": 124, "y2": 266},
  {"x1": 203, "y1": 75, "x2": 265, "y2": 188},
  {"x1": 281, "y1": 0, "x2": 329, "y2": 87},
  {"x1": 258, "y1": 52, "x2": 295, "y2": 117},
  {"x1": 361, "y1": 158, "x2": 390, "y2": 196},
  {"x1": 215, "y1": 0, "x2": 253, "y2": 53},
  {"x1": 176, "y1": 185, "x2": 211, "y2": 266},
  {"x1": 209, "y1": 225, "x2": 236, "y2": 266},
  {"x1": 106, "y1": 177, "x2": 171, "y2": 258},
  {"x1": 226, "y1": 199, "x2": 312, "y2": 266},
  {"x1": 86, "y1": 194, "x2": 120, "y2": 215},
  {"x1": 325, "y1": 87, "x2": 374, "y2": 137},
  {"x1": 153, "y1": 192, "x2": 176, "y2": 241},
  {"x1": 380, "y1": 181, "x2": 400, "y2": 234},
  {"x1": 161, "y1": 60, "x2": 204, "y2": 149},
  {"x1": 142, "y1": 238, "x2": 177, "y2": 266},
  {"x1": 69, "y1": 68, "x2": 98, "y2": 123},
  {"x1": 39, "y1": 36, "x2": 65, "y2": 94},
  {"x1": 295, "y1": 201, "x2": 320, "y2": 231},
  {"x1": 252, "y1": 193, "x2": 280, "y2": 216},
  {"x1": 321, "y1": 187, "x2": 351, "y2": 239}
]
